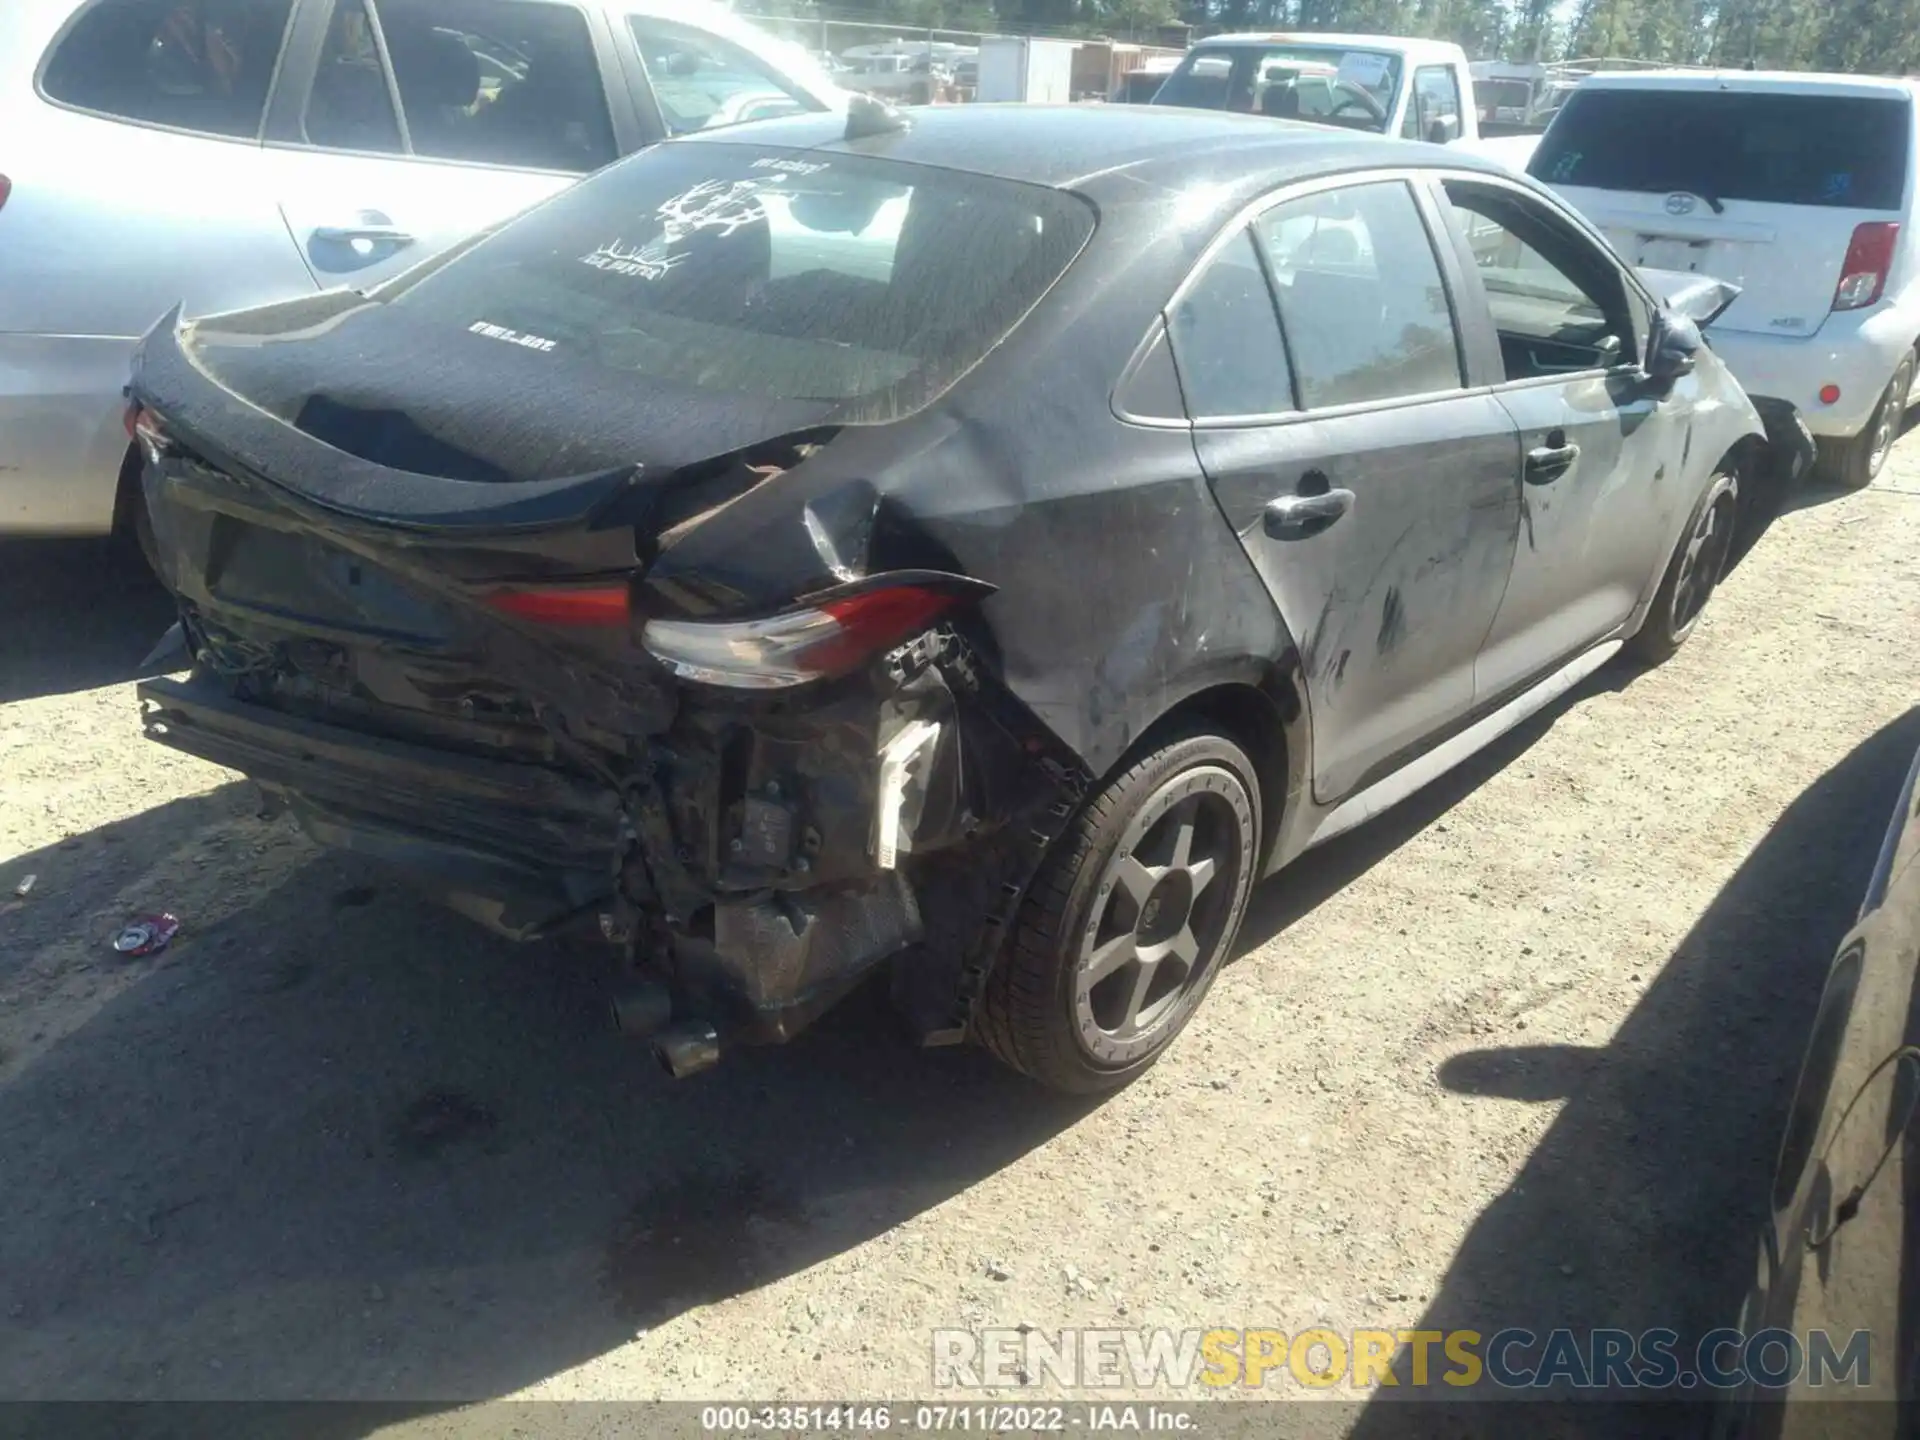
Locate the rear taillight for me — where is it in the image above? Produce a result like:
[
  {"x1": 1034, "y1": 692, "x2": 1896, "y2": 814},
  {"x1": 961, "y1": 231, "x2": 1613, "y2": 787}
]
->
[
  {"x1": 1834, "y1": 222, "x2": 1900, "y2": 311},
  {"x1": 641, "y1": 576, "x2": 987, "y2": 689},
  {"x1": 484, "y1": 583, "x2": 631, "y2": 626}
]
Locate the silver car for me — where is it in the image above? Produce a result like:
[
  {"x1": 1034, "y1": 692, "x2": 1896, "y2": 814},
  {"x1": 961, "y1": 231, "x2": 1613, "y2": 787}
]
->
[{"x1": 0, "y1": 0, "x2": 844, "y2": 542}]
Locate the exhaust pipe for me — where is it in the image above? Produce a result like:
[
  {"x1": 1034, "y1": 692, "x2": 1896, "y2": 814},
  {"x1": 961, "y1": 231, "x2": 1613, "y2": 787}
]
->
[
  {"x1": 651, "y1": 1021, "x2": 721, "y2": 1079},
  {"x1": 611, "y1": 981, "x2": 672, "y2": 1040}
]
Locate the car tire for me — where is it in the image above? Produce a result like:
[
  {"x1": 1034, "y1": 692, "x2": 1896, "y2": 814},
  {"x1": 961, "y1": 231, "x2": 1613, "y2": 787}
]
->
[
  {"x1": 1627, "y1": 469, "x2": 1739, "y2": 667},
  {"x1": 976, "y1": 729, "x2": 1260, "y2": 1093},
  {"x1": 1816, "y1": 349, "x2": 1915, "y2": 491}
]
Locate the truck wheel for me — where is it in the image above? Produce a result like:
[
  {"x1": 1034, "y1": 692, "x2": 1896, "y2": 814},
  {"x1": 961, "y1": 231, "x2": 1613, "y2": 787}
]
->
[
  {"x1": 977, "y1": 730, "x2": 1260, "y2": 1093},
  {"x1": 1817, "y1": 350, "x2": 1915, "y2": 491}
]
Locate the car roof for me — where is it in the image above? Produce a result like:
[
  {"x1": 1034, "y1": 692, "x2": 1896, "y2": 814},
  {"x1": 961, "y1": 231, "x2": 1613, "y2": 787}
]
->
[
  {"x1": 679, "y1": 103, "x2": 1507, "y2": 192},
  {"x1": 1195, "y1": 32, "x2": 1466, "y2": 62},
  {"x1": 1574, "y1": 69, "x2": 1920, "y2": 99}
]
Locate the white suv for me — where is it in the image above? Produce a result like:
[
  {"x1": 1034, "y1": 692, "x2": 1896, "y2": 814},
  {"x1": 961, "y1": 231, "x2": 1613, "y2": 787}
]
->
[
  {"x1": 1531, "y1": 71, "x2": 1918, "y2": 487},
  {"x1": 0, "y1": 0, "x2": 843, "y2": 543}
]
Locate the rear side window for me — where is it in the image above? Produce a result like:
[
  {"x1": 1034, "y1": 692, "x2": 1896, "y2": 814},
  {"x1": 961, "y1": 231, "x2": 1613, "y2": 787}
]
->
[
  {"x1": 1167, "y1": 230, "x2": 1295, "y2": 419},
  {"x1": 1533, "y1": 89, "x2": 1912, "y2": 210},
  {"x1": 383, "y1": 142, "x2": 1094, "y2": 419},
  {"x1": 305, "y1": 0, "x2": 615, "y2": 171},
  {"x1": 42, "y1": 0, "x2": 295, "y2": 138},
  {"x1": 1254, "y1": 181, "x2": 1462, "y2": 409},
  {"x1": 379, "y1": 0, "x2": 613, "y2": 171},
  {"x1": 631, "y1": 16, "x2": 818, "y2": 136}
]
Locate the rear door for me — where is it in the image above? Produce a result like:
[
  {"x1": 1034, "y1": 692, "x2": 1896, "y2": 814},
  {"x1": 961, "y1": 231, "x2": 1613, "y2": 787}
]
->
[
  {"x1": 1532, "y1": 84, "x2": 1914, "y2": 339},
  {"x1": 8, "y1": 0, "x2": 319, "y2": 334},
  {"x1": 1173, "y1": 175, "x2": 1523, "y2": 804},
  {"x1": 262, "y1": 0, "x2": 636, "y2": 290},
  {"x1": 1430, "y1": 173, "x2": 1688, "y2": 699},
  {"x1": 2, "y1": 0, "x2": 318, "y2": 532}
]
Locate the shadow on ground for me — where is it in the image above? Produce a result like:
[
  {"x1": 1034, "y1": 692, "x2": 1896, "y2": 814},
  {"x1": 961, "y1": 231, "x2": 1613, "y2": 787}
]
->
[
  {"x1": 1234, "y1": 659, "x2": 1635, "y2": 957},
  {"x1": 0, "y1": 611, "x2": 1650, "y2": 1433},
  {"x1": 1343, "y1": 707, "x2": 1920, "y2": 1437},
  {"x1": 1, "y1": 518, "x2": 1889, "y2": 1435},
  {"x1": 0, "y1": 539, "x2": 175, "y2": 704},
  {"x1": 0, "y1": 786, "x2": 1092, "y2": 1419}
]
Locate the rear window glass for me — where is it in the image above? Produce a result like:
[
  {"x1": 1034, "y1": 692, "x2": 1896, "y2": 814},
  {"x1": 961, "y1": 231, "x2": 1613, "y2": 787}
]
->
[
  {"x1": 383, "y1": 143, "x2": 1094, "y2": 420},
  {"x1": 1476, "y1": 78, "x2": 1531, "y2": 114},
  {"x1": 1533, "y1": 89, "x2": 1912, "y2": 210},
  {"x1": 1153, "y1": 44, "x2": 1400, "y2": 133}
]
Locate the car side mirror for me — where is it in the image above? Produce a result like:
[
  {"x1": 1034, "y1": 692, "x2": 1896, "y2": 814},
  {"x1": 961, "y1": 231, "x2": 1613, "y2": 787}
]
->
[
  {"x1": 1425, "y1": 115, "x2": 1460, "y2": 144},
  {"x1": 1644, "y1": 308, "x2": 1700, "y2": 393}
]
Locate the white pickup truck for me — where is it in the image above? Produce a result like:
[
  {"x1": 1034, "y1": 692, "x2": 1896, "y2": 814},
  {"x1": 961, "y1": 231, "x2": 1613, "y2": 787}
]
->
[{"x1": 1149, "y1": 32, "x2": 1494, "y2": 146}]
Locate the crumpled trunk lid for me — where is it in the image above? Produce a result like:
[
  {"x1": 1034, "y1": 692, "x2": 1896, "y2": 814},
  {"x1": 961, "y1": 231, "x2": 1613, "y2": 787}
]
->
[
  {"x1": 132, "y1": 306, "x2": 692, "y2": 770},
  {"x1": 130, "y1": 299, "x2": 854, "y2": 754}
]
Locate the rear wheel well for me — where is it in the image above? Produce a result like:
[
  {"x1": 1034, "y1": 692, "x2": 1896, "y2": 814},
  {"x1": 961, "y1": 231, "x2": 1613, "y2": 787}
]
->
[
  {"x1": 110, "y1": 441, "x2": 161, "y2": 575},
  {"x1": 1128, "y1": 683, "x2": 1289, "y2": 862},
  {"x1": 110, "y1": 441, "x2": 143, "y2": 537}
]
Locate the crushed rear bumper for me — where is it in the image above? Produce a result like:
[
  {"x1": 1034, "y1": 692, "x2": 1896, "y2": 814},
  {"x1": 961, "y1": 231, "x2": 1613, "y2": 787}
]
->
[
  {"x1": 139, "y1": 673, "x2": 624, "y2": 937},
  {"x1": 138, "y1": 671, "x2": 937, "y2": 1046}
]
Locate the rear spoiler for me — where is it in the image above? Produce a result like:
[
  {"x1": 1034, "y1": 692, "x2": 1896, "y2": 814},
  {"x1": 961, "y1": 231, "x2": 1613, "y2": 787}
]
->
[
  {"x1": 130, "y1": 306, "x2": 643, "y2": 538},
  {"x1": 1637, "y1": 268, "x2": 1742, "y2": 329}
]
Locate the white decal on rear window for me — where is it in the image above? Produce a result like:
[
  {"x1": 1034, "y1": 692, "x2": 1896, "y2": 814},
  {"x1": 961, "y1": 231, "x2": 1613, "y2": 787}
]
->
[
  {"x1": 468, "y1": 321, "x2": 557, "y2": 353},
  {"x1": 580, "y1": 239, "x2": 687, "y2": 280},
  {"x1": 578, "y1": 180, "x2": 769, "y2": 282},
  {"x1": 657, "y1": 180, "x2": 767, "y2": 239},
  {"x1": 752, "y1": 156, "x2": 828, "y2": 176}
]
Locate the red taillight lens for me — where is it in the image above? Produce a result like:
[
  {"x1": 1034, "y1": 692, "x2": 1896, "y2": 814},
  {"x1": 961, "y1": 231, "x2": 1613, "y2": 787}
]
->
[
  {"x1": 1834, "y1": 221, "x2": 1900, "y2": 311},
  {"x1": 806, "y1": 586, "x2": 965, "y2": 675},
  {"x1": 641, "y1": 578, "x2": 982, "y2": 689},
  {"x1": 484, "y1": 583, "x2": 631, "y2": 626}
]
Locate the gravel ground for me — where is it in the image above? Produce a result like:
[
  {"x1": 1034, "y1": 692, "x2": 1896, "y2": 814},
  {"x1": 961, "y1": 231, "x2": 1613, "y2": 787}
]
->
[{"x1": 2, "y1": 442, "x2": 1918, "y2": 1429}]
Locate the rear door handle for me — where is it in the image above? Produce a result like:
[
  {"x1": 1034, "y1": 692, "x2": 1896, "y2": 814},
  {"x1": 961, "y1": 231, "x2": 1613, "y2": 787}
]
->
[
  {"x1": 1264, "y1": 488, "x2": 1356, "y2": 540},
  {"x1": 312, "y1": 224, "x2": 416, "y2": 247},
  {"x1": 1525, "y1": 436, "x2": 1580, "y2": 484}
]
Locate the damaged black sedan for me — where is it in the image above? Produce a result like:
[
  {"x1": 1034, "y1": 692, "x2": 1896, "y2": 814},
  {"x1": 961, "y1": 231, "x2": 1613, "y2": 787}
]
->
[{"x1": 131, "y1": 105, "x2": 1805, "y2": 1091}]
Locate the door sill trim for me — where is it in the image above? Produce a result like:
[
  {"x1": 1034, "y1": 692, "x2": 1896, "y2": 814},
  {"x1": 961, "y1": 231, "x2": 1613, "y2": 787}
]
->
[{"x1": 1305, "y1": 640, "x2": 1623, "y2": 851}]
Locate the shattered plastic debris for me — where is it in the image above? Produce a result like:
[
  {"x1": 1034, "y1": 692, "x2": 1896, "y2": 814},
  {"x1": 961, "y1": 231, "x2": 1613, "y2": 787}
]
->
[
  {"x1": 113, "y1": 913, "x2": 181, "y2": 957},
  {"x1": 13, "y1": 875, "x2": 35, "y2": 898}
]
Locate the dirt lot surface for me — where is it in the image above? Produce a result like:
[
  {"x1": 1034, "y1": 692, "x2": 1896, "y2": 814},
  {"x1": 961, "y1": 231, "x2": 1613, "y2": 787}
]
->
[{"x1": 3, "y1": 444, "x2": 1919, "y2": 1431}]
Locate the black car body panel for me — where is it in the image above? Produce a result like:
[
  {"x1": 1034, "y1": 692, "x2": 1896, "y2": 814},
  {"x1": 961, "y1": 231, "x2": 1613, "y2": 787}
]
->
[
  {"x1": 1721, "y1": 743, "x2": 1920, "y2": 1430},
  {"x1": 131, "y1": 107, "x2": 1787, "y2": 1058}
]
